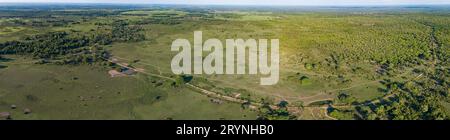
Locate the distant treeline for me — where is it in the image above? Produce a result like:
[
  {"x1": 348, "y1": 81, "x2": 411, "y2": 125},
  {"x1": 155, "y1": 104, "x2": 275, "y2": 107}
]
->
[
  {"x1": 0, "y1": 20, "x2": 145, "y2": 65},
  {"x1": 0, "y1": 10, "x2": 122, "y2": 18}
]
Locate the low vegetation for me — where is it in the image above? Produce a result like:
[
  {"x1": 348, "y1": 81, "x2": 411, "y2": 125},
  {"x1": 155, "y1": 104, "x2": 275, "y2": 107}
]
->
[{"x1": 0, "y1": 4, "x2": 449, "y2": 120}]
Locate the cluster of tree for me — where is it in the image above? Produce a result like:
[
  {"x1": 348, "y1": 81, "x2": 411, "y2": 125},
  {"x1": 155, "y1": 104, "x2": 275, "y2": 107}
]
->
[
  {"x1": 0, "y1": 20, "x2": 145, "y2": 65},
  {"x1": 29, "y1": 19, "x2": 76, "y2": 27},
  {"x1": 326, "y1": 23, "x2": 450, "y2": 120},
  {"x1": 0, "y1": 31, "x2": 90, "y2": 58},
  {"x1": 327, "y1": 64, "x2": 449, "y2": 120},
  {"x1": 358, "y1": 73, "x2": 449, "y2": 120},
  {"x1": 52, "y1": 45, "x2": 110, "y2": 65},
  {"x1": 329, "y1": 108, "x2": 356, "y2": 120},
  {"x1": 216, "y1": 13, "x2": 244, "y2": 19},
  {"x1": 0, "y1": 10, "x2": 121, "y2": 19},
  {"x1": 0, "y1": 32, "x2": 109, "y2": 64},
  {"x1": 133, "y1": 13, "x2": 188, "y2": 25},
  {"x1": 286, "y1": 15, "x2": 449, "y2": 79},
  {"x1": 136, "y1": 17, "x2": 182, "y2": 25},
  {"x1": 334, "y1": 93, "x2": 358, "y2": 105},
  {"x1": 185, "y1": 13, "x2": 214, "y2": 20},
  {"x1": 257, "y1": 100, "x2": 296, "y2": 120},
  {"x1": 173, "y1": 74, "x2": 194, "y2": 87},
  {"x1": 111, "y1": 20, "x2": 145, "y2": 42},
  {"x1": 0, "y1": 10, "x2": 123, "y2": 28}
]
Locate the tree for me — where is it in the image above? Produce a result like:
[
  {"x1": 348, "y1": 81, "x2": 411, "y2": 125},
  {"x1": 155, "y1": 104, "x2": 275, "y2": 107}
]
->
[
  {"x1": 277, "y1": 101, "x2": 289, "y2": 108},
  {"x1": 335, "y1": 93, "x2": 357, "y2": 105},
  {"x1": 299, "y1": 76, "x2": 312, "y2": 86},
  {"x1": 257, "y1": 100, "x2": 295, "y2": 120}
]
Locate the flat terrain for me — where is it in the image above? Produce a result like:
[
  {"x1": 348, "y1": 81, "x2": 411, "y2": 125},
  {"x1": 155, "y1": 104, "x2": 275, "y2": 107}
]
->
[
  {"x1": 0, "y1": 5, "x2": 449, "y2": 120},
  {"x1": 0, "y1": 56, "x2": 256, "y2": 120}
]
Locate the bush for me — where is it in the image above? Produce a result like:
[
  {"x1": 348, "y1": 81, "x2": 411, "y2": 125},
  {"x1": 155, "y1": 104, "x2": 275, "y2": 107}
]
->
[{"x1": 299, "y1": 76, "x2": 312, "y2": 86}]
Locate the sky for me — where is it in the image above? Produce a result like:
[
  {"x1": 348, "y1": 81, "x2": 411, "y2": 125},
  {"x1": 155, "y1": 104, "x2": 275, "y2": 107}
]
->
[{"x1": 1, "y1": 0, "x2": 450, "y2": 6}]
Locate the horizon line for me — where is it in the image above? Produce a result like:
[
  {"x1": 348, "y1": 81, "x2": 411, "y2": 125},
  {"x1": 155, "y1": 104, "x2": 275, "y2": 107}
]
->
[{"x1": 1, "y1": 2, "x2": 450, "y2": 7}]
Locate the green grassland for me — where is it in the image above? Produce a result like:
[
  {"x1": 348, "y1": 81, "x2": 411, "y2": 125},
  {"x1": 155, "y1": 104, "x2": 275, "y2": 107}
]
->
[
  {"x1": 0, "y1": 56, "x2": 256, "y2": 120},
  {"x1": 104, "y1": 10, "x2": 431, "y2": 102},
  {"x1": 0, "y1": 5, "x2": 449, "y2": 120}
]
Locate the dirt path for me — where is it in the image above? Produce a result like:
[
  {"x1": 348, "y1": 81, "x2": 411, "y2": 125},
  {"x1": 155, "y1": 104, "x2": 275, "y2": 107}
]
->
[
  {"x1": 106, "y1": 58, "x2": 175, "y2": 81},
  {"x1": 103, "y1": 56, "x2": 266, "y2": 109},
  {"x1": 113, "y1": 56, "x2": 163, "y2": 75},
  {"x1": 105, "y1": 54, "x2": 427, "y2": 120},
  {"x1": 323, "y1": 108, "x2": 338, "y2": 120},
  {"x1": 103, "y1": 55, "x2": 368, "y2": 120},
  {"x1": 109, "y1": 54, "x2": 392, "y2": 109},
  {"x1": 106, "y1": 56, "x2": 328, "y2": 119}
]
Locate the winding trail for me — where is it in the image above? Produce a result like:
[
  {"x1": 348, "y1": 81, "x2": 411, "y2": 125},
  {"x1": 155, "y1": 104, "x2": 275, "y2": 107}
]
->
[
  {"x1": 106, "y1": 57, "x2": 175, "y2": 81},
  {"x1": 104, "y1": 54, "x2": 427, "y2": 120},
  {"x1": 103, "y1": 56, "x2": 363, "y2": 120},
  {"x1": 103, "y1": 56, "x2": 265, "y2": 108}
]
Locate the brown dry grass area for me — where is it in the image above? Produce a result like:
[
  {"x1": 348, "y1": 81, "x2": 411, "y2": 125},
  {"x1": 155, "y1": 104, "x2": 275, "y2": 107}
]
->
[{"x1": 108, "y1": 70, "x2": 126, "y2": 77}]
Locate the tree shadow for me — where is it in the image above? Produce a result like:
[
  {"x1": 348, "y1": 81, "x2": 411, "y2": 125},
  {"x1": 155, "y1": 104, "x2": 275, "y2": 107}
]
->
[
  {"x1": 0, "y1": 57, "x2": 14, "y2": 69},
  {"x1": 0, "y1": 57, "x2": 14, "y2": 63}
]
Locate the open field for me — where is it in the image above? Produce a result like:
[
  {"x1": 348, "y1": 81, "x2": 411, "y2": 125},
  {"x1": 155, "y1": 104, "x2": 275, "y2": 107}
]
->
[
  {"x1": 0, "y1": 56, "x2": 256, "y2": 120},
  {"x1": 0, "y1": 4, "x2": 449, "y2": 120}
]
